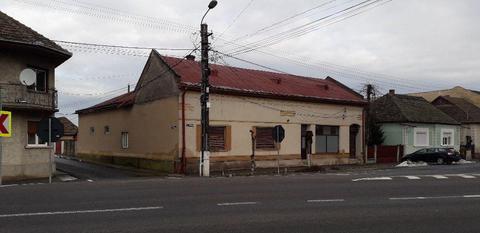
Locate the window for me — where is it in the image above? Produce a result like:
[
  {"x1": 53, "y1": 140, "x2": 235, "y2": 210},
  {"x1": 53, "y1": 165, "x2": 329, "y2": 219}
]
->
[
  {"x1": 121, "y1": 132, "x2": 129, "y2": 149},
  {"x1": 414, "y1": 128, "x2": 429, "y2": 146},
  {"x1": 315, "y1": 125, "x2": 339, "y2": 153},
  {"x1": 441, "y1": 129, "x2": 454, "y2": 146},
  {"x1": 196, "y1": 125, "x2": 231, "y2": 152},
  {"x1": 255, "y1": 127, "x2": 275, "y2": 150},
  {"x1": 209, "y1": 126, "x2": 226, "y2": 151},
  {"x1": 89, "y1": 127, "x2": 95, "y2": 135},
  {"x1": 27, "y1": 68, "x2": 47, "y2": 92},
  {"x1": 104, "y1": 126, "x2": 110, "y2": 135},
  {"x1": 27, "y1": 121, "x2": 47, "y2": 146}
]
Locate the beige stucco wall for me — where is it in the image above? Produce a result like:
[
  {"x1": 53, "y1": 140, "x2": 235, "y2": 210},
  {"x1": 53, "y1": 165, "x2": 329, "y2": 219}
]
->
[
  {"x1": 77, "y1": 96, "x2": 179, "y2": 162},
  {"x1": 180, "y1": 92, "x2": 364, "y2": 170},
  {"x1": 1, "y1": 111, "x2": 54, "y2": 181}
]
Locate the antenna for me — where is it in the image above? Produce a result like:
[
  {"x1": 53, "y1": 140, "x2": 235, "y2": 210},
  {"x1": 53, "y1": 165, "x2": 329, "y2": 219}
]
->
[{"x1": 19, "y1": 68, "x2": 36, "y2": 86}]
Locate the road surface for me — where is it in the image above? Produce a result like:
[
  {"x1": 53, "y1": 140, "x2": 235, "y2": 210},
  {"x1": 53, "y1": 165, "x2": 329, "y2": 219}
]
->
[{"x1": 1, "y1": 163, "x2": 480, "y2": 233}]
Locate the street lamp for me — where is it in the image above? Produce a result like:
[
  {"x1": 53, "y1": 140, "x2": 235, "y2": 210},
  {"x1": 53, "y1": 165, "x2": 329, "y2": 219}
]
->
[{"x1": 199, "y1": 0, "x2": 217, "y2": 177}]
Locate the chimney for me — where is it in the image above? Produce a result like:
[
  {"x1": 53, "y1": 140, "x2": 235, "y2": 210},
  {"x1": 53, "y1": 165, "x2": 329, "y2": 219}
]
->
[
  {"x1": 185, "y1": 54, "x2": 195, "y2": 61},
  {"x1": 389, "y1": 89, "x2": 395, "y2": 95}
]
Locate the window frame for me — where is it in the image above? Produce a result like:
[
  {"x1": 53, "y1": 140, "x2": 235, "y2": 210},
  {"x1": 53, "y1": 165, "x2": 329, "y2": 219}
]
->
[
  {"x1": 104, "y1": 125, "x2": 111, "y2": 135},
  {"x1": 26, "y1": 67, "x2": 48, "y2": 93},
  {"x1": 441, "y1": 128, "x2": 454, "y2": 146},
  {"x1": 414, "y1": 128, "x2": 430, "y2": 147},
  {"x1": 26, "y1": 121, "x2": 48, "y2": 147},
  {"x1": 315, "y1": 125, "x2": 340, "y2": 154},
  {"x1": 121, "y1": 132, "x2": 129, "y2": 149}
]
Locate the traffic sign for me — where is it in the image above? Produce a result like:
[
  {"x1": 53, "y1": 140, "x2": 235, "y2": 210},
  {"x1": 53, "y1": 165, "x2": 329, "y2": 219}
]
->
[
  {"x1": 0, "y1": 111, "x2": 12, "y2": 137},
  {"x1": 272, "y1": 125, "x2": 285, "y2": 143},
  {"x1": 37, "y1": 117, "x2": 64, "y2": 143}
]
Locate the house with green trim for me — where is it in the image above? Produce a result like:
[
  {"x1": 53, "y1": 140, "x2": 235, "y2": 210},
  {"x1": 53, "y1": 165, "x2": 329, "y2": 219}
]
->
[{"x1": 371, "y1": 90, "x2": 461, "y2": 155}]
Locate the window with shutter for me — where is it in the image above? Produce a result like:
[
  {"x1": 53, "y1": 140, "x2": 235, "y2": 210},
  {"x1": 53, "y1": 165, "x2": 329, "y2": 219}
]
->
[
  {"x1": 209, "y1": 126, "x2": 226, "y2": 151},
  {"x1": 27, "y1": 121, "x2": 47, "y2": 146},
  {"x1": 255, "y1": 127, "x2": 275, "y2": 150}
]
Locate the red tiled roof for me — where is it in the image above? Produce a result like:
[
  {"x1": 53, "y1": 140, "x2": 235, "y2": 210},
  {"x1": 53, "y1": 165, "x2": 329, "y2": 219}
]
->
[
  {"x1": 161, "y1": 56, "x2": 365, "y2": 104},
  {"x1": 76, "y1": 92, "x2": 136, "y2": 114},
  {"x1": 0, "y1": 10, "x2": 71, "y2": 57}
]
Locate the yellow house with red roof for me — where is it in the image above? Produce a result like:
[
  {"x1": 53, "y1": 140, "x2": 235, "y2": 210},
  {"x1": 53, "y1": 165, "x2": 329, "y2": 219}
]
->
[{"x1": 76, "y1": 50, "x2": 366, "y2": 174}]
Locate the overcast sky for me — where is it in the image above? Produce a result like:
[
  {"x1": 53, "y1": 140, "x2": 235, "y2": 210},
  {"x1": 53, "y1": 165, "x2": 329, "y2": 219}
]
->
[{"x1": 1, "y1": 0, "x2": 479, "y2": 123}]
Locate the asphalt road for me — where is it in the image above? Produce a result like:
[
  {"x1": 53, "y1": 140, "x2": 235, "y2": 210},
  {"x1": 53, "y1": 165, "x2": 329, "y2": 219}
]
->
[{"x1": 1, "y1": 163, "x2": 480, "y2": 233}]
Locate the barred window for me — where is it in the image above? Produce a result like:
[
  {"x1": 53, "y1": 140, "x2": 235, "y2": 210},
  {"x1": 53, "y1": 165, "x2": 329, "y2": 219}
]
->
[{"x1": 255, "y1": 127, "x2": 275, "y2": 150}]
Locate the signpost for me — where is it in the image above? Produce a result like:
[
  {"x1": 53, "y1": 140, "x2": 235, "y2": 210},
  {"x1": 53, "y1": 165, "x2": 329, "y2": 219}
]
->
[
  {"x1": 37, "y1": 117, "x2": 64, "y2": 184},
  {"x1": 272, "y1": 125, "x2": 285, "y2": 175}
]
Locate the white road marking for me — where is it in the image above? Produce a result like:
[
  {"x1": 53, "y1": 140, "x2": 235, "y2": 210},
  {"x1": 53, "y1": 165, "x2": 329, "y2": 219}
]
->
[
  {"x1": 0, "y1": 206, "x2": 163, "y2": 218},
  {"x1": 390, "y1": 194, "x2": 480, "y2": 201},
  {"x1": 87, "y1": 179, "x2": 94, "y2": 182},
  {"x1": 0, "y1": 184, "x2": 18, "y2": 188},
  {"x1": 404, "y1": 176, "x2": 421, "y2": 180},
  {"x1": 431, "y1": 175, "x2": 448, "y2": 179},
  {"x1": 458, "y1": 174, "x2": 476, "y2": 179},
  {"x1": 352, "y1": 177, "x2": 392, "y2": 182},
  {"x1": 217, "y1": 202, "x2": 258, "y2": 206},
  {"x1": 307, "y1": 199, "x2": 345, "y2": 203}
]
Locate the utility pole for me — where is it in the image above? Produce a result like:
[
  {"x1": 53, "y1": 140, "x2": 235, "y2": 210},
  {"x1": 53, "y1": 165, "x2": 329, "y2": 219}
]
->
[
  {"x1": 199, "y1": 0, "x2": 217, "y2": 177},
  {"x1": 199, "y1": 23, "x2": 211, "y2": 177}
]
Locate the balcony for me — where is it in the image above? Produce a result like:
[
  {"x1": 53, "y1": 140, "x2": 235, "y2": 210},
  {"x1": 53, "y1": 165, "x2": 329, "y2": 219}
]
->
[{"x1": 0, "y1": 83, "x2": 58, "y2": 111}]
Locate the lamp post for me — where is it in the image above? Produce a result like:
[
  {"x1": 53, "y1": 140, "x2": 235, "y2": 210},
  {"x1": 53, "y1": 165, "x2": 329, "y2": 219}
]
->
[{"x1": 199, "y1": 0, "x2": 217, "y2": 177}]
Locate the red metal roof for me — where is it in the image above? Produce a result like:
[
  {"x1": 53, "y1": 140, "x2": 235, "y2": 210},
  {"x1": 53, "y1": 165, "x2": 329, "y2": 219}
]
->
[
  {"x1": 77, "y1": 54, "x2": 365, "y2": 114},
  {"x1": 161, "y1": 56, "x2": 365, "y2": 104},
  {"x1": 76, "y1": 91, "x2": 136, "y2": 114}
]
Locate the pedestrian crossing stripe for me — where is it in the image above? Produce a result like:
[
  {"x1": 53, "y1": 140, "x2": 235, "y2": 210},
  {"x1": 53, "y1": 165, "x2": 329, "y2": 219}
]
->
[{"x1": 353, "y1": 174, "x2": 479, "y2": 181}]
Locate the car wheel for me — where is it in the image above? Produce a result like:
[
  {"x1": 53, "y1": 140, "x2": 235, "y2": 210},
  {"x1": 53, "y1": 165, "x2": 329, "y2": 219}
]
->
[{"x1": 436, "y1": 157, "x2": 444, "y2": 165}]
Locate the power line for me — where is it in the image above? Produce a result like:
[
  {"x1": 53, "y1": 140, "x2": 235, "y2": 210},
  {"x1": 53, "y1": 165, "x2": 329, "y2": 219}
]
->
[
  {"x1": 54, "y1": 40, "x2": 194, "y2": 51},
  {"x1": 228, "y1": 0, "x2": 390, "y2": 56},
  {"x1": 223, "y1": 0, "x2": 337, "y2": 46},
  {"x1": 11, "y1": 0, "x2": 196, "y2": 34},
  {"x1": 216, "y1": 0, "x2": 256, "y2": 39}
]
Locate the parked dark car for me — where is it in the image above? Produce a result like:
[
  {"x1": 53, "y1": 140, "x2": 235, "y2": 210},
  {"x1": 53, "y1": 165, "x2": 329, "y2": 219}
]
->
[{"x1": 400, "y1": 147, "x2": 461, "y2": 164}]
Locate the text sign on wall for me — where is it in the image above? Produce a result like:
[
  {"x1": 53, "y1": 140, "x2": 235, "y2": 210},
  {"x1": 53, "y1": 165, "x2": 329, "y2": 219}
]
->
[{"x1": 0, "y1": 111, "x2": 12, "y2": 137}]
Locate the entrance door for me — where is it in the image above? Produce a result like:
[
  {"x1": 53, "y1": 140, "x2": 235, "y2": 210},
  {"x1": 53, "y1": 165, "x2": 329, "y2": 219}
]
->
[
  {"x1": 301, "y1": 125, "x2": 308, "y2": 159},
  {"x1": 350, "y1": 124, "x2": 360, "y2": 158}
]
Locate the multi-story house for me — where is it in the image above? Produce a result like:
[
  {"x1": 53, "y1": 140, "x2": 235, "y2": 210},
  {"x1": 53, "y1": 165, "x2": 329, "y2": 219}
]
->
[{"x1": 0, "y1": 11, "x2": 71, "y2": 181}]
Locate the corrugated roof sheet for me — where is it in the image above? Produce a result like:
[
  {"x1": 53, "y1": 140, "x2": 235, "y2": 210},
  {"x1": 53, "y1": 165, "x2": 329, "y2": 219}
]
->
[
  {"x1": 161, "y1": 56, "x2": 365, "y2": 104},
  {"x1": 78, "y1": 53, "x2": 366, "y2": 114},
  {"x1": 0, "y1": 10, "x2": 71, "y2": 56}
]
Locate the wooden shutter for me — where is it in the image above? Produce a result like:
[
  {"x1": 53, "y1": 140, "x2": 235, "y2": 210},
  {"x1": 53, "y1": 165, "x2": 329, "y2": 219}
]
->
[
  {"x1": 209, "y1": 126, "x2": 226, "y2": 151},
  {"x1": 255, "y1": 127, "x2": 275, "y2": 149}
]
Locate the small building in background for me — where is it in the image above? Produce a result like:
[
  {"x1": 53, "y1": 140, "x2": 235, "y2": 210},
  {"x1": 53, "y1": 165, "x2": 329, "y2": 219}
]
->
[
  {"x1": 432, "y1": 96, "x2": 480, "y2": 158},
  {"x1": 371, "y1": 90, "x2": 461, "y2": 155},
  {"x1": 0, "y1": 11, "x2": 71, "y2": 181},
  {"x1": 55, "y1": 117, "x2": 78, "y2": 157},
  {"x1": 410, "y1": 86, "x2": 480, "y2": 108},
  {"x1": 76, "y1": 50, "x2": 367, "y2": 174}
]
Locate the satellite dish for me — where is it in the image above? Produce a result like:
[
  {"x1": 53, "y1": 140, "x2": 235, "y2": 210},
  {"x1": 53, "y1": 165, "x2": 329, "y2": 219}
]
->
[{"x1": 19, "y1": 68, "x2": 36, "y2": 86}]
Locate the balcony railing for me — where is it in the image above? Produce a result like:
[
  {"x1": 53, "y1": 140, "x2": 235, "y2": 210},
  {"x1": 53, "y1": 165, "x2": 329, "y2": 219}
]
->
[{"x1": 0, "y1": 83, "x2": 58, "y2": 111}]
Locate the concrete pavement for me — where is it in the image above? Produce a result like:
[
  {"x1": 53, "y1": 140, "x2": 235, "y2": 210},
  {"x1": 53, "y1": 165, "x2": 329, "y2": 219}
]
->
[{"x1": 1, "y1": 163, "x2": 480, "y2": 232}]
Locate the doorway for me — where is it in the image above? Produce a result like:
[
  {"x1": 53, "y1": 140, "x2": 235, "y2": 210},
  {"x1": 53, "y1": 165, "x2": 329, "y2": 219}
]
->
[{"x1": 350, "y1": 124, "x2": 360, "y2": 158}]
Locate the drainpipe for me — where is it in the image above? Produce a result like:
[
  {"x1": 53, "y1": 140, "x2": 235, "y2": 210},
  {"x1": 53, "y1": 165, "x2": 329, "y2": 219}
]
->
[
  {"x1": 362, "y1": 108, "x2": 366, "y2": 164},
  {"x1": 181, "y1": 89, "x2": 187, "y2": 174}
]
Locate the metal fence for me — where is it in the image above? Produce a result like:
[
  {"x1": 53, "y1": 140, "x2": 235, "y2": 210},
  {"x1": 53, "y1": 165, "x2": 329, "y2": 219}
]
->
[{"x1": 0, "y1": 83, "x2": 57, "y2": 110}]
